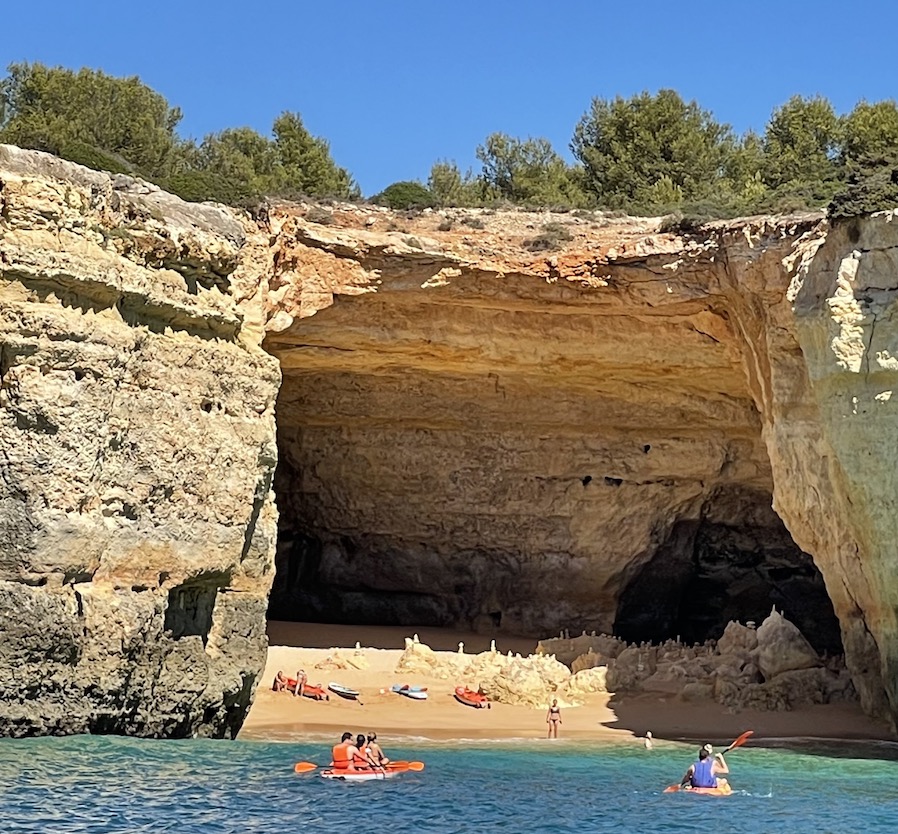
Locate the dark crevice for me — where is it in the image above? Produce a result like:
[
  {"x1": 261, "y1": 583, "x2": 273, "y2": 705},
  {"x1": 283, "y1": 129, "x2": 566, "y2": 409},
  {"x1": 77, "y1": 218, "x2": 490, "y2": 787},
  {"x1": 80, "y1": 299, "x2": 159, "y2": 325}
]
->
[{"x1": 614, "y1": 490, "x2": 843, "y2": 654}]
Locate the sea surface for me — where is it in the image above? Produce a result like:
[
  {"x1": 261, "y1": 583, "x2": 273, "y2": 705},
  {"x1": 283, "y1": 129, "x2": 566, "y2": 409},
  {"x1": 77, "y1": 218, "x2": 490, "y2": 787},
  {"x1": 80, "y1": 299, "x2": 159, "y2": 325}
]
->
[{"x1": 1, "y1": 735, "x2": 897, "y2": 833}]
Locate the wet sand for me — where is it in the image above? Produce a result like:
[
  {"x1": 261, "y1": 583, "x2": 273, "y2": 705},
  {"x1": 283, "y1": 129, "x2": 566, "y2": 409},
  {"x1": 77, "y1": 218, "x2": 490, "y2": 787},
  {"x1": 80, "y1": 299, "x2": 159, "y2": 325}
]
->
[{"x1": 239, "y1": 621, "x2": 895, "y2": 747}]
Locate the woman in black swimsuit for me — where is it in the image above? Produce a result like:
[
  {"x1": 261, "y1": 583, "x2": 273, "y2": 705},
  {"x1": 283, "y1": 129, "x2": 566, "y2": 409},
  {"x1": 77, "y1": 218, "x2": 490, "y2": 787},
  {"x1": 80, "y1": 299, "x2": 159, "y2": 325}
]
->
[{"x1": 546, "y1": 699, "x2": 562, "y2": 739}]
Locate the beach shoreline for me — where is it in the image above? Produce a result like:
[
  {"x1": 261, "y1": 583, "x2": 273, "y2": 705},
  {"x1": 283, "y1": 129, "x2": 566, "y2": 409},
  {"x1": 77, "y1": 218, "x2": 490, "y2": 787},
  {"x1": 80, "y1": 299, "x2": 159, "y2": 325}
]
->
[{"x1": 239, "y1": 621, "x2": 896, "y2": 747}]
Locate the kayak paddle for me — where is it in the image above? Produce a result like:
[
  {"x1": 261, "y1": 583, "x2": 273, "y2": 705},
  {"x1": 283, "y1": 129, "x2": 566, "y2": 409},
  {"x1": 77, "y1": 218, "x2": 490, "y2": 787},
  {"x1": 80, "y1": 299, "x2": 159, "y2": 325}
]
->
[
  {"x1": 384, "y1": 760, "x2": 425, "y2": 771},
  {"x1": 723, "y1": 730, "x2": 754, "y2": 753},
  {"x1": 295, "y1": 760, "x2": 425, "y2": 773},
  {"x1": 663, "y1": 730, "x2": 753, "y2": 792}
]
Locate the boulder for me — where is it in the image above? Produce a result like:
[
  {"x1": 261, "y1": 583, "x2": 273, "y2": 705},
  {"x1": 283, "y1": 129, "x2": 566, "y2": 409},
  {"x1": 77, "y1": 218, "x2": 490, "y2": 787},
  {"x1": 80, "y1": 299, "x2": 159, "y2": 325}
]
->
[
  {"x1": 756, "y1": 609, "x2": 821, "y2": 680},
  {"x1": 717, "y1": 621, "x2": 759, "y2": 656},
  {"x1": 536, "y1": 634, "x2": 625, "y2": 667},
  {"x1": 562, "y1": 666, "x2": 608, "y2": 699},
  {"x1": 571, "y1": 650, "x2": 604, "y2": 673}
]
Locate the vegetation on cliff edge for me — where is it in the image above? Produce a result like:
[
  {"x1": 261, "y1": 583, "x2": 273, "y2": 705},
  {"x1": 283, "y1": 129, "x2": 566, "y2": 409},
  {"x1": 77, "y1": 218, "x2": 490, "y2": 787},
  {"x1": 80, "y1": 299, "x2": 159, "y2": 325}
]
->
[{"x1": 3, "y1": 62, "x2": 898, "y2": 220}]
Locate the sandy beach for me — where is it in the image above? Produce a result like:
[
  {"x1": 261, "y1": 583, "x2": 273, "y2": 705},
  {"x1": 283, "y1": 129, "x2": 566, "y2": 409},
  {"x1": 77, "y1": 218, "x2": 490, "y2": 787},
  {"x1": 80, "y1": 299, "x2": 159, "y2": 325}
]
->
[{"x1": 239, "y1": 621, "x2": 895, "y2": 746}]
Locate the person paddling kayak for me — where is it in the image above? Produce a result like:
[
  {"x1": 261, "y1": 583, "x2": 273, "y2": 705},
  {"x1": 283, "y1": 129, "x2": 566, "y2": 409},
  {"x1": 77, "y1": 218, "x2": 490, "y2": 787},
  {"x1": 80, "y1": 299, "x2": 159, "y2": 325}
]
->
[{"x1": 681, "y1": 743, "x2": 729, "y2": 789}]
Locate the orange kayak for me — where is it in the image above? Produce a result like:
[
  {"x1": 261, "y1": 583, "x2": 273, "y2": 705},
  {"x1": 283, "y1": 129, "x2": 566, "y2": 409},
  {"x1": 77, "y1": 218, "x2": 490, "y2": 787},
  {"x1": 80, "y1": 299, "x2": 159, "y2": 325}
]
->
[
  {"x1": 454, "y1": 686, "x2": 491, "y2": 709},
  {"x1": 664, "y1": 782, "x2": 733, "y2": 796},
  {"x1": 319, "y1": 762, "x2": 419, "y2": 781},
  {"x1": 285, "y1": 679, "x2": 329, "y2": 700}
]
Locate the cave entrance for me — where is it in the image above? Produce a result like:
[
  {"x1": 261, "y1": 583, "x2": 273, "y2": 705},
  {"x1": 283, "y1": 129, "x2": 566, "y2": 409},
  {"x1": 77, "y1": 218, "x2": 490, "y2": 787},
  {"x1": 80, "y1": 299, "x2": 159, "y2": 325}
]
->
[{"x1": 612, "y1": 490, "x2": 843, "y2": 655}]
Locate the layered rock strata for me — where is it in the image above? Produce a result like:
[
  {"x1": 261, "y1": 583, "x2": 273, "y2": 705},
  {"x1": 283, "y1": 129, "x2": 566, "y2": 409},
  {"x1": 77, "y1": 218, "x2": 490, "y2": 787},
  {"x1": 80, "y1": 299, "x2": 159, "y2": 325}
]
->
[
  {"x1": 264, "y1": 202, "x2": 898, "y2": 730},
  {"x1": 0, "y1": 146, "x2": 280, "y2": 737},
  {"x1": 4, "y1": 146, "x2": 898, "y2": 735}
]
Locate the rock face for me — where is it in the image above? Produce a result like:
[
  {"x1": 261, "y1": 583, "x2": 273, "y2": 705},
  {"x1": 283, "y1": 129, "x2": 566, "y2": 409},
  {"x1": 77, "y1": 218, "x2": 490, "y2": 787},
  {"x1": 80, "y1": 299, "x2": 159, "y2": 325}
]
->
[
  {"x1": 601, "y1": 613, "x2": 851, "y2": 712},
  {"x1": 262, "y1": 201, "x2": 898, "y2": 730},
  {"x1": 5, "y1": 146, "x2": 898, "y2": 735},
  {"x1": 0, "y1": 146, "x2": 280, "y2": 736}
]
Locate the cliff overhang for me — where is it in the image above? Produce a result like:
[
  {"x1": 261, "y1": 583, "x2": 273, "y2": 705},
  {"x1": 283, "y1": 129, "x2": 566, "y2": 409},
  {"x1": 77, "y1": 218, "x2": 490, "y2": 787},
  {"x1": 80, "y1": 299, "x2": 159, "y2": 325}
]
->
[{"x1": 3, "y1": 146, "x2": 898, "y2": 735}]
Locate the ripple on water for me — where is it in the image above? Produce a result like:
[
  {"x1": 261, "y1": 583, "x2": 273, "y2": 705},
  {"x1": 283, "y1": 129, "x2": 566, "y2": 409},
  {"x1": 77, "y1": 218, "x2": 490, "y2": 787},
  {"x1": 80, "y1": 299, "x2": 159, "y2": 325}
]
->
[{"x1": 1, "y1": 736, "x2": 897, "y2": 833}]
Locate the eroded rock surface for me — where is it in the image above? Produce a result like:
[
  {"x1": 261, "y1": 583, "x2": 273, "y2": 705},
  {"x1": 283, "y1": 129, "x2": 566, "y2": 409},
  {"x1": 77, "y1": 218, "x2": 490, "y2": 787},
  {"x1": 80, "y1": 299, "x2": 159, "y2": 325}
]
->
[
  {"x1": 5, "y1": 146, "x2": 898, "y2": 735},
  {"x1": 262, "y1": 199, "x2": 898, "y2": 731},
  {"x1": 0, "y1": 146, "x2": 280, "y2": 736}
]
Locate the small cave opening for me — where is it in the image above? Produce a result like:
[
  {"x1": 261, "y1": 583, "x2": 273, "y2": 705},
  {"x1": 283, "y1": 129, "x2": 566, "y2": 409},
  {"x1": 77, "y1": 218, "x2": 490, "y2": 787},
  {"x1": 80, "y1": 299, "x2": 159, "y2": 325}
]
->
[
  {"x1": 164, "y1": 578, "x2": 224, "y2": 644},
  {"x1": 612, "y1": 491, "x2": 843, "y2": 656}
]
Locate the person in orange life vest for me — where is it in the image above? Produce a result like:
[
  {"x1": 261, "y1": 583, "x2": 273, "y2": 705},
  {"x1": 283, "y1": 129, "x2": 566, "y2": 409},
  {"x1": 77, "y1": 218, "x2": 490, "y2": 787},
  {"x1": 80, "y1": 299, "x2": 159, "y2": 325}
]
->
[
  {"x1": 355, "y1": 734, "x2": 380, "y2": 769},
  {"x1": 366, "y1": 732, "x2": 390, "y2": 766},
  {"x1": 332, "y1": 732, "x2": 361, "y2": 770},
  {"x1": 681, "y1": 743, "x2": 729, "y2": 788}
]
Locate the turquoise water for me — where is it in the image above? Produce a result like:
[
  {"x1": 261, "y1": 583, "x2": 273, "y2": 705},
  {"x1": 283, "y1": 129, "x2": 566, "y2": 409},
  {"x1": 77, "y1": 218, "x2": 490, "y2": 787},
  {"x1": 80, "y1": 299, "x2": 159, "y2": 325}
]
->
[{"x1": 1, "y1": 736, "x2": 897, "y2": 833}]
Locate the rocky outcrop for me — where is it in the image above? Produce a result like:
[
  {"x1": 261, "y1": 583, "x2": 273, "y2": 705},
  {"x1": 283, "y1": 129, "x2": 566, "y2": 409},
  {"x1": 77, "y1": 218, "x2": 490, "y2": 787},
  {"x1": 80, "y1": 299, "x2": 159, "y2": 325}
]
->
[
  {"x1": 394, "y1": 637, "x2": 571, "y2": 707},
  {"x1": 0, "y1": 146, "x2": 280, "y2": 737},
  {"x1": 262, "y1": 199, "x2": 898, "y2": 731},
  {"x1": 599, "y1": 612, "x2": 852, "y2": 711},
  {"x1": 5, "y1": 145, "x2": 898, "y2": 735},
  {"x1": 393, "y1": 612, "x2": 843, "y2": 711}
]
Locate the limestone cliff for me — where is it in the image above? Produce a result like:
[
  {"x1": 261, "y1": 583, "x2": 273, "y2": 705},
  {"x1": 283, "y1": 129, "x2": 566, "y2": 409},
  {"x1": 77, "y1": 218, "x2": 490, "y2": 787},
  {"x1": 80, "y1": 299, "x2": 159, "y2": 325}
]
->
[
  {"x1": 0, "y1": 146, "x2": 280, "y2": 737},
  {"x1": 262, "y1": 201, "x2": 898, "y2": 730},
  {"x1": 4, "y1": 146, "x2": 898, "y2": 735}
]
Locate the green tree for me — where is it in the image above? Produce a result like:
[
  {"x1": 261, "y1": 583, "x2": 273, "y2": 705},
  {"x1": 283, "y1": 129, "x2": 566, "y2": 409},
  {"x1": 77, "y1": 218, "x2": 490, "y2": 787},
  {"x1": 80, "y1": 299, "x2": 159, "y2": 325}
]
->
[
  {"x1": 719, "y1": 131, "x2": 770, "y2": 213},
  {"x1": 427, "y1": 160, "x2": 481, "y2": 207},
  {"x1": 0, "y1": 62, "x2": 181, "y2": 177},
  {"x1": 185, "y1": 127, "x2": 281, "y2": 203},
  {"x1": 476, "y1": 132, "x2": 586, "y2": 206},
  {"x1": 571, "y1": 89, "x2": 733, "y2": 209},
  {"x1": 761, "y1": 95, "x2": 841, "y2": 203},
  {"x1": 840, "y1": 100, "x2": 898, "y2": 167},
  {"x1": 272, "y1": 111, "x2": 356, "y2": 198}
]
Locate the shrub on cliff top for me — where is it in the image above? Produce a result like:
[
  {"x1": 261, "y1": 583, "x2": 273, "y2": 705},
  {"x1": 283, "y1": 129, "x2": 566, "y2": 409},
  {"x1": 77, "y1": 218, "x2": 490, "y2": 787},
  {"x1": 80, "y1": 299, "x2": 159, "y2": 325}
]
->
[
  {"x1": 828, "y1": 157, "x2": 898, "y2": 220},
  {"x1": 372, "y1": 180, "x2": 436, "y2": 209}
]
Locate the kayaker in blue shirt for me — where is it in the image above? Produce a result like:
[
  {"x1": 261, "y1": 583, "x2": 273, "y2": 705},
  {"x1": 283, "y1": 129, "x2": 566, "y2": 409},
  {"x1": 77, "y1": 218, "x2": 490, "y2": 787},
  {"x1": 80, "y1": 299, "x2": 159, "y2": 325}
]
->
[{"x1": 681, "y1": 743, "x2": 729, "y2": 789}]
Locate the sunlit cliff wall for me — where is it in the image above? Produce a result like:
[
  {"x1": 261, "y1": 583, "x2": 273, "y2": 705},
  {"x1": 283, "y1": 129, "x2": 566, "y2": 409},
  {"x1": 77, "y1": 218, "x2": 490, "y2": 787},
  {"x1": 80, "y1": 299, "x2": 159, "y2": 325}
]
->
[{"x1": 3, "y1": 146, "x2": 898, "y2": 735}]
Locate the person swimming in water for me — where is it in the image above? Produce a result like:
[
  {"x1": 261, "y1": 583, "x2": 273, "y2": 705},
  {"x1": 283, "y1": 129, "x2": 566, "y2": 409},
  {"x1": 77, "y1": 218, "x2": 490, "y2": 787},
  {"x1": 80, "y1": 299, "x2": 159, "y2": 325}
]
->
[
  {"x1": 681, "y1": 743, "x2": 729, "y2": 789},
  {"x1": 546, "y1": 699, "x2": 562, "y2": 739}
]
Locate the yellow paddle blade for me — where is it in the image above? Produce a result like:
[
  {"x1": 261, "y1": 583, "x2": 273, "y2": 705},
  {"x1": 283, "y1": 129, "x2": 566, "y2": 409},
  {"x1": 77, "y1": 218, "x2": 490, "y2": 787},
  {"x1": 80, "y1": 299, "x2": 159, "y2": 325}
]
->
[{"x1": 294, "y1": 762, "x2": 318, "y2": 773}]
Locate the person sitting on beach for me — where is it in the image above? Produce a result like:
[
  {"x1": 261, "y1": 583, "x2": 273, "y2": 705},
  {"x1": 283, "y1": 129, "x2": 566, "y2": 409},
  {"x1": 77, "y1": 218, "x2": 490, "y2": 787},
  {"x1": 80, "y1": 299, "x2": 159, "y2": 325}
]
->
[
  {"x1": 546, "y1": 699, "x2": 562, "y2": 739},
  {"x1": 681, "y1": 744, "x2": 729, "y2": 789},
  {"x1": 332, "y1": 732, "x2": 361, "y2": 770},
  {"x1": 366, "y1": 732, "x2": 390, "y2": 766},
  {"x1": 272, "y1": 671, "x2": 289, "y2": 692},
  {"x1": 293, "y1": 669, "x2": 307, "y2": 698}
]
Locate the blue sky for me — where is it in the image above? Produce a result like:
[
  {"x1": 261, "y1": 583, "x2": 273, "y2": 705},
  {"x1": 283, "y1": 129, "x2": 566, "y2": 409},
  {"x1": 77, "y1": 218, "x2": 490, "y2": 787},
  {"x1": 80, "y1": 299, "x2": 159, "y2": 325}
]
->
[{"x1": 3, "y1": 1, "x2": 897, "y2": 195}]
